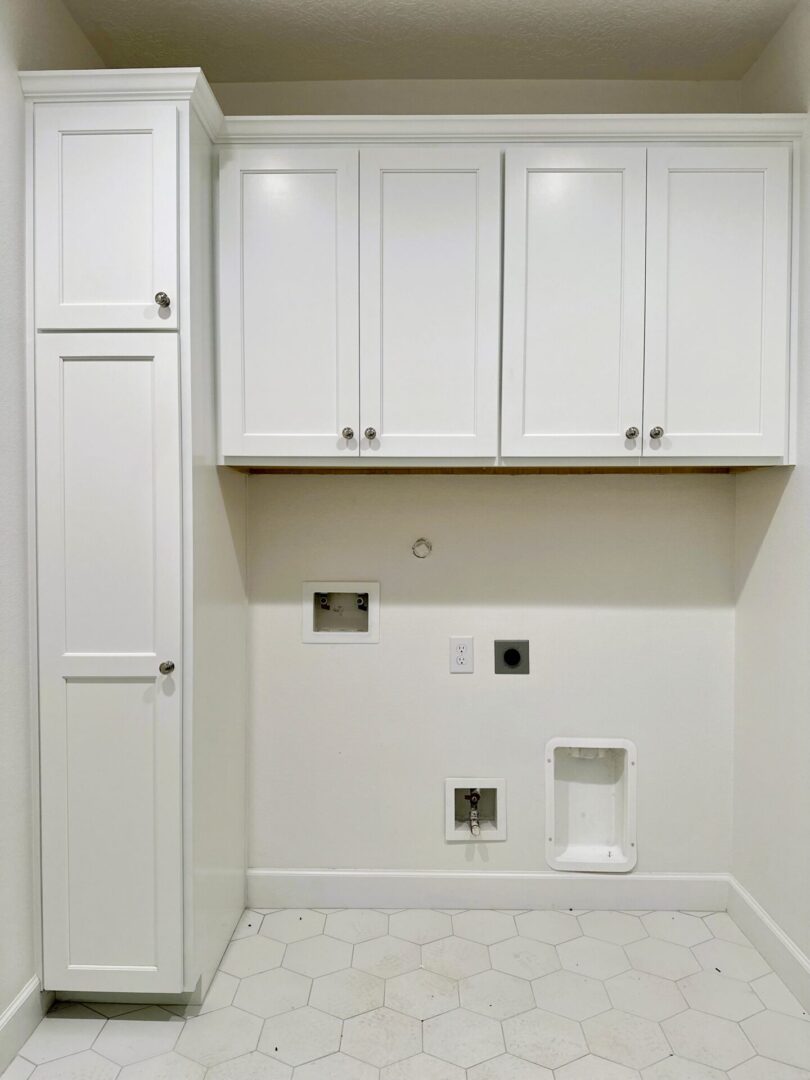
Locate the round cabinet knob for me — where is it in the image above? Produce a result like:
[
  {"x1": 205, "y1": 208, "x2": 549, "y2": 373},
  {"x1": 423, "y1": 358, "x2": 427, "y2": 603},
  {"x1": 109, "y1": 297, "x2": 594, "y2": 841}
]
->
[
  {"x1": 341, "y1": 427, "x2": 354, "y2": 440},
  {"x1": 159, "y1": 660, "x2": 175, "y2": 675},
  {"x1": 154, "y1": 291, "x2": 171, "y2": 309},
  {"x1": 364, "y1": 427, "x2": 377, "y2": 441},
  {"x1": 625, "y1": 426, "x2": 640, "y2": 439},
  {"x1": 649, "y1": 426, "x2": 665, "y2": 440}
]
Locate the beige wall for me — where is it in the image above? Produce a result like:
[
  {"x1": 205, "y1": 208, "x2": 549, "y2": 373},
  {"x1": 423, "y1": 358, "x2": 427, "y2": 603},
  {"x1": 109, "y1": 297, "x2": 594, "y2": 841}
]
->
[
  {"x1": 0, "y1": 0, "x2": 100, "y2": 1041},
  {"x1": 248, "y1": 475, "x2": 735, "y2": 877},
  {"x1": 213, "y1": 77, "x2": 741, "y2": 115},
  {"x1": 735, "y1": 0, "x2": 810, "y2": 960}
]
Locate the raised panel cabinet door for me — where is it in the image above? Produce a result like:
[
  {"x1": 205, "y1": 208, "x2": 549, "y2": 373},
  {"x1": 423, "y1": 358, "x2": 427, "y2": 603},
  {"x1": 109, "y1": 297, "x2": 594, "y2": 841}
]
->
[
  {"x1": 644, "y1": 145, "x2": 792, "y2": 458},
  {"x1": 36, "y1": 334, "x2": 183, "y2": 993},
  {"x1": 501, "y1": 146, "x2": 647, "y2": 458},
  {"x1": 359, "y1": 146, "x2": 501, "y2": 457},
  {"x1": 219, "y1": 147, "x2": 360, "y2": 457},
  {"x1": 34, "y1": 102, "x2": 178, "y2": 329}
]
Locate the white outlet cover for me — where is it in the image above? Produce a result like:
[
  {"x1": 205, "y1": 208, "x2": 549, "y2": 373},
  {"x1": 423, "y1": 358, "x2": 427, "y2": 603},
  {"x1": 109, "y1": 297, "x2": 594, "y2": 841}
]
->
[
  {"x1": 449, "y1": 636, "x2": 474, "y2": 673},
  {"x1": 303, "y1": 581, "x2": 380, "y2": 643}
]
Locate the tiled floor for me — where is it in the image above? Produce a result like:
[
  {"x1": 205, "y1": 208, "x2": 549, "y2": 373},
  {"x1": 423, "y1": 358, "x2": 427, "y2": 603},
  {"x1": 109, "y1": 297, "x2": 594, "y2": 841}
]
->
[{"x1": 5, "y1": 908, "x2": 810, "y2": 1079}]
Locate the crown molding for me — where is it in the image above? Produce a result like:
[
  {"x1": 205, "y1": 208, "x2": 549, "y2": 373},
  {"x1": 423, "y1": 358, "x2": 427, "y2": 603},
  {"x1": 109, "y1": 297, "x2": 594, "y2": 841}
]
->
[
  {"x1": 18, "y1": 68, "x2": 225, "y2": 140},
  {"x1": 16, "y1": 70, "x2": 804, "y2": 145},
  {"x1": 220, "y1": 112, "x2": 806, "y2": 143}
]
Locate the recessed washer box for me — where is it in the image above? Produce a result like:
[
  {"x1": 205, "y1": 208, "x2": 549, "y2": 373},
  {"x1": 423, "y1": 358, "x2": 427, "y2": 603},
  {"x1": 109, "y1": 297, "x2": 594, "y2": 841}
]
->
[
  {"x1": 303, "y1": 582, "x2": 380, "y2": 643},
  {"x1": 445, "y1": 777, "x2": 506, "y2": 842},
  {"x1": 545, "y1": 737, "x2": 637, "y2": 873}
]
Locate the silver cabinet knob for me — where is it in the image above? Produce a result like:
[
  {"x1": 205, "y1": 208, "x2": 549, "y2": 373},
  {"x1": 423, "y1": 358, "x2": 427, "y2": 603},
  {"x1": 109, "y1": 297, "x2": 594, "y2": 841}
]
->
[
  {"x1": 154, "y1": 291, "x2": 171, "y2": 308},
  {"x1": 341, "y1": 427, "x2": 354, "y2": 440},
  {"x1": 625, "y1": 426, "x2": 639, "y2": 439},
  {"x1": 159, "y1": 660, "x2": 175, "y2": 675},
  {"x1": 364, "y1": 427, "x2": 377, "y2": 440},
  {"x1": 649, "y1": 426, "x2": 664, "y2": 440}
]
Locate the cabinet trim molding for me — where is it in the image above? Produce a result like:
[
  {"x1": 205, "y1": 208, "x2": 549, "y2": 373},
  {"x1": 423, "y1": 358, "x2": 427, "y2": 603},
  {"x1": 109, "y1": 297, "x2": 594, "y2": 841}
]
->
[
  {"x1": 221, "y1": 113, "x2": 805, "y2": 145},
  {"x1": 19, "y1": 67, "x2": 224, "y2": 141},
  {"x1": 19, "y1": 69, "x2": 804, "y2": 147}
]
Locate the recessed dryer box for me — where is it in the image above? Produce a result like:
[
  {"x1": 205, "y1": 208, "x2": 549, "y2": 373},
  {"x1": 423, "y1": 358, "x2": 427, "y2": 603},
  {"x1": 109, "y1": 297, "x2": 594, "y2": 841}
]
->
[
  {"x1": 545, "y1": 737, "x2": 637, "y2": 873},
  {"x1": 303, "y1": 582, "x2": 380, "y2": 643}
]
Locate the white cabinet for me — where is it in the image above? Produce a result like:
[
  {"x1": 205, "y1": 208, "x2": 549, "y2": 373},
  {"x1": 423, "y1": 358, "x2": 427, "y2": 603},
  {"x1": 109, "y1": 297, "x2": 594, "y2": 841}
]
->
[
  {"x1": 219, "y1": 147, "x2": 359, "y2": 457},
  {"x1": 360, "y1": 147, "x2": 501, "y2": 457},
  {"x1": 220, "y1": 134, "x2": 794, "y2": 466},
  {"x1": 502, "y1": 142, "x2": 792, "y2": 463},
  {"x1": 36, "y1": 335, "x2": 183, "y2": 993},
  {"x1": 34, "y1": 102, "x2": 179, "y2": 330},
  {"x1": 502, "y1": 146, "x2": 647, "y2": 458},
  {"x1": 219, "y1": 144, "x2": 501, "y2": 460},
  {"x1": 644, "y1": 145, "x2": 792, "y2": 458},
  {"x1": 25, "y1": 69, "x2": 247, "y2": 1000}
]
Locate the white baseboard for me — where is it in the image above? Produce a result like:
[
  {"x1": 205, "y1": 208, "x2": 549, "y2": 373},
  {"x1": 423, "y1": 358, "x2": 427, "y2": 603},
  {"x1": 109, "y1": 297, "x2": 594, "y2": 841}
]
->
[
  {"x1": 247, "y1": 868, "x2": 729, "y2": 912},
  {"x1": 0, "y1": 977, "x2": 52, "y2": 1075},
  {"x1": 728, "y1": 875, "x2": 810, "y2": 1012}
]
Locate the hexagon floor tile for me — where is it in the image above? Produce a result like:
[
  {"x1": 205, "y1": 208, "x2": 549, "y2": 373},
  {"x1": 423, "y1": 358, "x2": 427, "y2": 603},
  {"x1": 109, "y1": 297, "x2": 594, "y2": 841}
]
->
[
  {"x1": 502, "y1": 1008, "x2": 588, "y2": 1069},
  {"x1": 7, "y1": 907, "x2": 803, "y2": 1080},
  {"x1": 118, "y1": 1053, "x2": 205, "y2": 1080},
  {"x1": 292, "y1": 1052, "x2": 377, "y2": 1080},
  {"x1": 663, "y1": 1008, "x2": 757, "y2": 1070},
  {"x1": 460, "y1": 968, "x2": 535, "y2": 1020},
  {"x1": 206, "y1": 1052, "x2": 292, "y2": 1078},
  {"x1": 386, "y1": 967, "x2": 459, "y2": 1019},
  {"x1": 583, "y1": 1008, "x2": 671, "y2": 1070},
  {"x1": 353, "y1": 935, "x2": 421, "y2": 979},
  {"x1": 644, "y1": 1059, "x2": 729, "y2": 1079},
  {"x1": 557, "y1": 1056, "x2": 642, "y2": 1079},
  {"x1": 341, "y1": 1006, "x2": 421, "y2": 1067},
  {"x1": 422, "y1": 935, "x2": 491, "y2": 980},
  {"x1": 423, "y1": 1007, "x2": 505, "y2": 1067},
  {"x1": 282, "y1": 933, "x2": 352, "y2": 977},
  {"x1": 258, "y1": 1006, "x2": 341, "y2": 1065},
  {"x1": 381, "y1": 1052, "x2": 465, "y2": 1079},
  {"x1": 467, "y1": 1055, "x2": 553, "y2": 1079},
  {"x1": 532, "y1": 968, "x2": 610, "y2": 1020},
  {"x1": 174, "y1": 1006, "x2": 263, "y2": 1067},
  {"x1": 309, "y1": 966, "x2": 385, "y2": 1018},
  {"x1": 490, "y1": 937, "x2": 559, "y2": 980},
  {"x1": 515, "y1": 910, "x2": 581, "y2": 945},
  {"x1": 606, "y1": 969, "x2": 687, "y2": 1021}
]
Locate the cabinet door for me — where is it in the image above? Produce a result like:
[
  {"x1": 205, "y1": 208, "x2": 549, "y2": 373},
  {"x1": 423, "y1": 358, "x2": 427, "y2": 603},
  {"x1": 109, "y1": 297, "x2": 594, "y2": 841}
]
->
[
  {"x1": 37, "y1": 335, "x2": 183, "y2": 993},
  {"x1": 644, "y1": 145, "x2": 791, "y2": 458},
  {"x1": 360, "y1": 147, "x2": 501, "y2": 457},
  {"x1": 219, "y1": 147, "x2": 359, "y2": 458},
  {"x1": 34, "y1": 103, "x2": 178, "y2": 330},
  {"x1": 502, "y1": 146, "x2": 647, "y2": 458}
]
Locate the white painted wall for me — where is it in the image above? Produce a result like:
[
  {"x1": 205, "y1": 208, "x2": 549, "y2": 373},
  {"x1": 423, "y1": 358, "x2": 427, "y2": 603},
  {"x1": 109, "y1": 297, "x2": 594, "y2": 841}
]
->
[
  {"x1": 0, "y1": 0, "x2": 100, "y2": 1046},
  {"x1": 213, "y1": 77, "x2": 741, "y2": 116},
  {"x1": 248, "y1": 475, "x2": 735, "y2": 876},
  {"x1": 735, "y1": 0, "x2": 810, "y2": 961}
]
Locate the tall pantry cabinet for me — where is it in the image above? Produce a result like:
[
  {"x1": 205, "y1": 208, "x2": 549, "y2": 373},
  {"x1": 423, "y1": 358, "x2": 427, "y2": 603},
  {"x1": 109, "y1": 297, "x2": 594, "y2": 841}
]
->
[{"x1": 22, "y1": 69, "x2": 246, "y2": 996}]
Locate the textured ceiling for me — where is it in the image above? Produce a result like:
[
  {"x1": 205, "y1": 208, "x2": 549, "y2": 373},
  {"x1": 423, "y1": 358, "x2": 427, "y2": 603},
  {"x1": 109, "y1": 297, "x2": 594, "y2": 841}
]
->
[{"x1": 60, "y1": 0, "x2": 796, "y2": 83}]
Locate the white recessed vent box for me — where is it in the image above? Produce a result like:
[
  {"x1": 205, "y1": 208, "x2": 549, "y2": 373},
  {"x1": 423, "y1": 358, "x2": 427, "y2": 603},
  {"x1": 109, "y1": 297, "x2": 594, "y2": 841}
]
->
[
  {"x1": 445, "y1": 778, "x2": 506, "y2": 842},
  {"x1": 545, "y1": 738, "x2": 637, "y2": 873},
  {"x1": 303, "y1": 582, "x2": 380, "y2": 643}
]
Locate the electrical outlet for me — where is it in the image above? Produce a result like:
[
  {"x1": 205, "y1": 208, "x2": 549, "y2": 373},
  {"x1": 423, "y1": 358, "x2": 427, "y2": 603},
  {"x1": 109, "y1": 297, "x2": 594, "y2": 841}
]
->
[{"x1": 449, "y1": 636, "x2": 474, "y2": 674}]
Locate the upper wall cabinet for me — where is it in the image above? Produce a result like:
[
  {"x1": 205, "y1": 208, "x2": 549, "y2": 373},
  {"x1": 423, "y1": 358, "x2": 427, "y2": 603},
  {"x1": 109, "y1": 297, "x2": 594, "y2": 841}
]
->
[
  {"x1": 219, "y1": 145, "x2": 501, "y2": 459},
  {"x1": 219, "y1": 147, "x2": 360, "y2": 457},
  {"x1": 218, "y1": 125, "x2": 797, "y2": 466},
  {"x1": 360, "y1": 147, "x2": 501, "y2": 457},
  {"x1": 501, "y1": 146, "x2": 647, "y2": 458},
  {"x1": 34, "y1": 102, "x2": 179, "y2": 329},
  {"x1": 643, "y1": 145, "x2": 792, "y2": 458}
]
